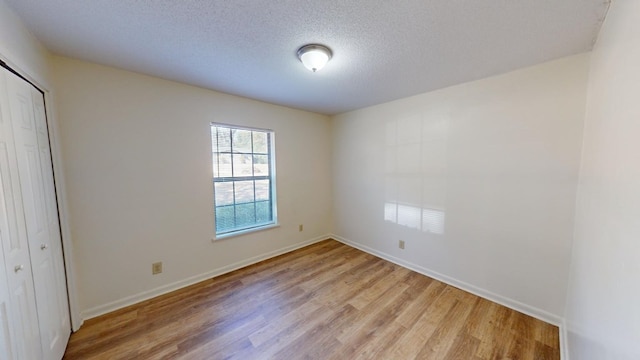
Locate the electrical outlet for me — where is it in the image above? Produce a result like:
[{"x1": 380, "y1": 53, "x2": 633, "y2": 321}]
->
[
  {"x1": 152, "y1": 262, "x2": 163, "y2": 275},
  {"x1": 399, "y1": 240, "x2": 405, "y2": 249},
  {"x1": 299, "y1": 224, "x2": 303, "y2": 232}
]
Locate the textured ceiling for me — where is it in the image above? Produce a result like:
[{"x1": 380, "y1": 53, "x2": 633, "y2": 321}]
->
[{"x1": 5, "y1": 0, "x2": 608, "y2": 115}]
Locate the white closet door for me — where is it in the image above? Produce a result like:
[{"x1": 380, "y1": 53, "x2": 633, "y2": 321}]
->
[
  {"x1": 0, "y1": 69, "x2": 17, "y2": 359},
  {"x1": 0, "y1": 245, "x2": 16, "y2": 360},
  {"x1": 5, "y1": 70, "x2": 70, "y2": 359},
  {"x1": 32, "y1": 84, "x2": 71, "y2": 359},
  {"x1": 0, "y1": 68, "x2": 42, "y2": 359}
]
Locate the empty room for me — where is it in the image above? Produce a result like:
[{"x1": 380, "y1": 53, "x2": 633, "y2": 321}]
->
[{"x1": 0, "y1": 0, "x2": 638, "y2": 359}]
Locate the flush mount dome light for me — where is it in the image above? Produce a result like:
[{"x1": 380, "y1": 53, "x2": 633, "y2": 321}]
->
[{"x1": 297, "y1": 44, "x2": 332, "y2": 72}]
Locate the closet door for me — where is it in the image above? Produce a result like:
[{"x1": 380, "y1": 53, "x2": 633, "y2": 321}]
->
[
  {"x1": 5, "y1": 70, "x2": 70, "y2": 359},
  {"x1": 0, "y1": 68, "x2": 42, "y2": 359},
  {"x1": 0, "y1": 244, "x2": 16, "y2": 359},
  {"x1": 0, "y1": 173, "x2": 18, "y2": 360},
  {"x1": 31, "y1": 83, "x2": 71, "y2": 360}
]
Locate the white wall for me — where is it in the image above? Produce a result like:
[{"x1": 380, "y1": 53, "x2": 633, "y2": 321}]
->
[
  {"x1": 332, "y1": 54, "x2": 589, "y2": 321},
  {"x1": 0, "y1": 0, "x2": 50, "y2": 85},
  {"x1": 52, "y1": 56, "x2": 333, "y2": 317},
  {"x1": 565, "y1": 1, "x2": 640, "y2": 359}
]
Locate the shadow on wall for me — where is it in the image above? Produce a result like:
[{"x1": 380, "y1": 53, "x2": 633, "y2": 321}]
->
[{"x1": 383, "y1": 111, "x2": 448, "y2": 237}]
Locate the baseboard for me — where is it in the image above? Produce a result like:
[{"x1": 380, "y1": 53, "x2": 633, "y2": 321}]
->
[
  {"x1": 330, "y1": 233, "x2": 564, "y2": 327},
  {"x1": 80, "y1": 234, "x2": 332, "y2": 321}
]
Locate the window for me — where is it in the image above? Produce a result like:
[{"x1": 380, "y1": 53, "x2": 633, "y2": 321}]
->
[{"x1": 211, "y1": 123, "x2": 276, "y2": 237}]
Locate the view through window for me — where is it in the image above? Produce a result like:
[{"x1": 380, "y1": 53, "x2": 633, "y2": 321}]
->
[{"x1": 211, "y1": 124, "x2": 276, "y2": 236}]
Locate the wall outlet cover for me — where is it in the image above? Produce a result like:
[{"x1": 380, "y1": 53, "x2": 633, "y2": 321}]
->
[{"x1": 152, "y1": 262, "x2": 163, "y2": 275}]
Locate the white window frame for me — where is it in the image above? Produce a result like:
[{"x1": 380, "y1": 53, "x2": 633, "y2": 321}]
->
[{"x1": 211, "y1": 123, "x2": 278, "y2": 239}]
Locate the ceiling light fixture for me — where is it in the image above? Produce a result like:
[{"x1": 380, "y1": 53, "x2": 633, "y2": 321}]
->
[{"x1": 297, "y1": 44, "x2": 332, "y2": 72}]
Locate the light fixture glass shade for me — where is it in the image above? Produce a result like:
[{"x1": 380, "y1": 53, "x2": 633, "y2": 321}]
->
[{"x1": 297, "y1": 44, "x2": 332, "y2": 72}]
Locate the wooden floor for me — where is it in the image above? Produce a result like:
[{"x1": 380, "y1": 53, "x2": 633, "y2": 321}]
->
[{"x1": 63, "y1": 240, "x2": 560, "y2": 360}]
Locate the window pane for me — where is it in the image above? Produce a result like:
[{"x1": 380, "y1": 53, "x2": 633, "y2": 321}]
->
[
  {"x1": 255, "y1": 180, "x2": 270, "y2": 201},
  {"x1": 235, "y1": 203, "x2": 256, "y2": 227},
  {"x1": 217, "y1": 153, "x2": 232, "y2": 178},
  {"x1": 253, "y1": 131, "x2": 268, "y2": 154},
  {"x1": 212, "y1": 124, "x2": 275, "y2": 236},
  {"x1": 233, "y1": 154, "x2": 253, "y2": 177},
  {"x1": 215, "y1": 205, "x2": 235, "y2": 232},
  {"x1": 232, "y1": 129, "x2": 252, "y2": 153},
  {"x1": 217, "y1": 127, "x2": 231, "y2": 152},
  {"x1": 256, "y1": 201, "x2": 271, "y2": 223},
  {"x1": 211, "y1": 127, "x2": 218, "y2": 150},
  {"x1": 253, "y1": 154, "x2": 269, "y2": 176},
  {"x1": 213, "y1": 153, "x2": 232, "y2": 178},
  {"x1": 214, "y1": 182, "x2": 234, "y2": 206},
  {"x1": 234, "y1": 180, "x2": 254, "y2": 204}
]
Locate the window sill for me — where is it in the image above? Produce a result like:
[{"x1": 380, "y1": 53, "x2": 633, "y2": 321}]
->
[{"x1": 212, "y1": 223, "x2": 280, "y2": 241}]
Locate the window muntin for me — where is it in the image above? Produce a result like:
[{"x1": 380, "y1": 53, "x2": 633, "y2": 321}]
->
[{"x1": 211, "y1": 124, "x2": 276, "y2": 236}]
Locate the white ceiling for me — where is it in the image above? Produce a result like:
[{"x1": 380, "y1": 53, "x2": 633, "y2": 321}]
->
[{"x1": 6, "y1": 0, "x2": 608, "y2": 115}]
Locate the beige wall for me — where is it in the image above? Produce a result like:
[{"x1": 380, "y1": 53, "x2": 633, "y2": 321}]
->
[
  {"x1": 565, "y1": 0, "x2": 640, "y2": 358},
  {"x1": 52, "y1": 56, "x2": 333, "y2": 317},
  {"x1": 0, "y1": 0, "x2": 51, "y2": 87},
  {"x1": 332, "y1": 54, "x2": 589, "y2": 322}
]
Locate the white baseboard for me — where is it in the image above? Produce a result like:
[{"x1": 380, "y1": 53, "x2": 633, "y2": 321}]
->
[
  {"x1": 80, "y1": 234, "x2": 331, "y2": 321},
  {"x1": 330, "y1": 233, "x2": 564, "y2": 327}
]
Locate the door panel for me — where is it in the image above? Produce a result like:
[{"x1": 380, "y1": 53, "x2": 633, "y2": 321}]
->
[
  {"x1": 30, "y1": 84, "x2": 71, "y2": 360},
  {"x1": 0, "y1": 301, "x2": 15, "y2": 359},
  {"x1": 32, "y1": 93, "x2": 69, "y2": 332},
  {"x1": 14, "y1": 280, "x2": 41, "y2": 360},
  {"x1": 0, "y1": 145, "x2": 20, "y2": 252},
  {"x1": 2, "y1": 67, "x2": 70, "y2": 360},
  {"x1": 0, "y1": 66, "x2": 42, "y2": 360},
  {"x1": 24, "y1": 144, "x2": 47, "y2": 236},
  {"x1": 38, "y1": 257, "x2": 57, "y2": 350},
  {"x1": 0, "y1": 200, "x2": 15, "y2": 360},
  {"x1": 0, "y1": 98, "x2": 15, "y2": 359}
]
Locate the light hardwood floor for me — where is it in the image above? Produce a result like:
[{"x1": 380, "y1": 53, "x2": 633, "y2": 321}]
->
[{"x1": 63, "y1": 239, "x2": 560, "y2": 359}]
